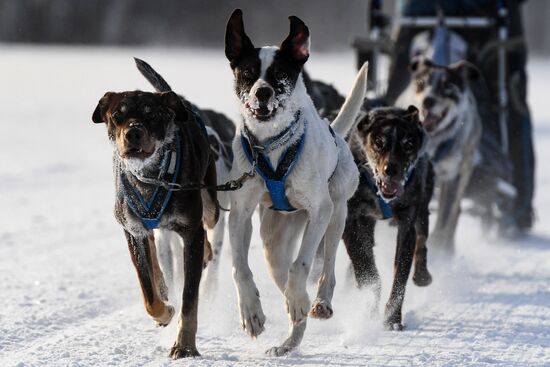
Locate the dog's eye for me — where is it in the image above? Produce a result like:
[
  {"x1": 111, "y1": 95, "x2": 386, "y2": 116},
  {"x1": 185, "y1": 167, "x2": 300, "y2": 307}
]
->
[
  {"x1": 241, "y1": 69, "x2": 253, "y2": 80},
  {"x1": 373, "y1": 137, "x2": 386, "y2": 150},
  {"x1": 143, "y1": 105, "x2": 156, "y2": 119},
  {"x1": 403, "y1": 140, "x2": 414, "y2": 153},
  {"x1": 111, "y1": 111, "x2": 123, "y2": 125},
  {"x1": 443, "y1": 82, "x2": 455, "y2": 94}
]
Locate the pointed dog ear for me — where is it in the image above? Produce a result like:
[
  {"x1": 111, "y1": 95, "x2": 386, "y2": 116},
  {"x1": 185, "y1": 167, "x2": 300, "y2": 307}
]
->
[
  {"x1": 225, "y1": 9, "x2": 255, "y2": 66},
  {"x1": 357, "y1": 110, "x2": 376, "y2": 135},
  {"x1": 405, "y1": 105, "x2": 428, "y2": 153},
  {"x1": 450, "y1": 59, "x2": 480, "y2": 80},
  {"x1": 92, "y1": 92, "x2": 115, "y2": 124},
  {"x1": 405, "y1": 105, "x2": 419, "y2": 120},
  {"x1": 161, "y1": 91, "x2": 188, "y2": 122},
  {"x1": 280, "y1": 16, "x2": 310, "y2": 63}
]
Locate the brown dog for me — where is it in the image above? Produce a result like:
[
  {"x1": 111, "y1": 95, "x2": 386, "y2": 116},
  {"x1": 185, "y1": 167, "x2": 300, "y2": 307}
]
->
[{"x1": 92, "y1": 90, "x2": 218, "y2": 358}]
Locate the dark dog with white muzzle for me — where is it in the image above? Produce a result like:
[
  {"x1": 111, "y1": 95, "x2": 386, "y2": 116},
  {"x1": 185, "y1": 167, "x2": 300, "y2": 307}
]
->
[{"x1": 92, "y1": 89, "x2": 219, "y2": 358}]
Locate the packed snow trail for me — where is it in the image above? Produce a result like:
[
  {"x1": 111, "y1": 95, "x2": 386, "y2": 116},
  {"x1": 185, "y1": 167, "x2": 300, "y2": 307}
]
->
[{"x1": 0, "y1": 46, "x2": 548, "y2": 366}]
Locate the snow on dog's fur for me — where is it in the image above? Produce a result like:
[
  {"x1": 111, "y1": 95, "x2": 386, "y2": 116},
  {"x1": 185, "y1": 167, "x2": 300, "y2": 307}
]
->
[{"x1": 224, "y1": 9, "x2": 368, "y2": 356}]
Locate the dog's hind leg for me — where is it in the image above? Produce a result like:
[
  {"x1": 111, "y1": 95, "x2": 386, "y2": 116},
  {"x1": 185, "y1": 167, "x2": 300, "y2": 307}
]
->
[
  {"x1": 124, "y1": 231, "x2": 175, "y2": 327},
  {"x1": 261, "y1": 210, "x2": 308, "y2": 356},
  {"x1": 169, "y1": 221, "x2": 205, "y2": 359},
  {"x1": 384, "y1": 213, "x2": 416, "y2": 331},
  {"x1": 201, "y1": 210, "x2": 226, "y2": 297},
  {"x1": 153, "y1": 229, "x2": 178, "y2": 296}
]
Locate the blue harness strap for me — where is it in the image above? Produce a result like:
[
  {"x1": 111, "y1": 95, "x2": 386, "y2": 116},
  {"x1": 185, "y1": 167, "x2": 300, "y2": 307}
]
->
[
  {"x1": 360, "y1": 165, "x2": 415, "y2": 220},
  {"x1": 241, "y1": 116, "x2": 308, "y2": 212}
]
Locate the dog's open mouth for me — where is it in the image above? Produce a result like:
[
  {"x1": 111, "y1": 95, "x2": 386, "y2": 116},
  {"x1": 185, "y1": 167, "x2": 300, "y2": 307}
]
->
[
  {"x1": 377, "y1": 178, "x2": 404, "y2": 201},
  {"x1": 246, "y1": 103, "x2": 275, "y2": 121},
  {"x1": 422, "y1": 108, "x2": 447, "y2": 132},
  {"x1": 123, "y1": 147, "x2": 153, "y2": 159}
]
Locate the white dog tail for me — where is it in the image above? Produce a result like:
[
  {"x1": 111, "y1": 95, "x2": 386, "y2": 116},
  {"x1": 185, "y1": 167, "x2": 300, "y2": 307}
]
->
[{"x1": 330, "y1": 62, "x2": 368, "y2": 137}]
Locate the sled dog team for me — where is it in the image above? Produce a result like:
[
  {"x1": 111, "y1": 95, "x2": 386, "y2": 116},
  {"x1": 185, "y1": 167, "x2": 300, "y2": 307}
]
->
[{"x1": 92, "y1": 9, "x2": 482, "y2": 358}]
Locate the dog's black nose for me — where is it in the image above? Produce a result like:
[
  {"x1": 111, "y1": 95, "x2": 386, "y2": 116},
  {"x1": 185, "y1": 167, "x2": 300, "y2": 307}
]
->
[
  {"x1": 384, "y1": 163, "x2": 398, "y2": 178},
  {"x1": 126, "y1": 127, "x2": 143, "y2": 146},
  {"x1": 422, "y1": 96, "x2": 436, "y2": 109},
  {"x1": 255, "y1": 87, "x2": 273, "y2": 103}
]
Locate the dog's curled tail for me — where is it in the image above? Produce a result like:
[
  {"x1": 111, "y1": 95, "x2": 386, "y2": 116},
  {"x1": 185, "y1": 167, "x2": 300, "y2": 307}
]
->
[
  {"x1": 134, "y1": 57, "x2": 172, "y2": 93},
  {"x1": 330, "y1": 62, "x2": 368, "y2": 137}
]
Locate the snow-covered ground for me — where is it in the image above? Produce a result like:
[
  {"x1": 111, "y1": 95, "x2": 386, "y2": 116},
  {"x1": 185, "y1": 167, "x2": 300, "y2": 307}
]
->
[{"x1": 0, "y1": 45, "x2": 549, "y2": 366}]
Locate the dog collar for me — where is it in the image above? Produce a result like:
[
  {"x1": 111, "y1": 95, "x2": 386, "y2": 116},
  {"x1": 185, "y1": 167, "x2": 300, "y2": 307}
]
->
[
  {"x1": 242, "y1": 111, "x2": 302, "y2": 154},
  {"x1": 360, "y1": 165, "x2": 415, "y2": 220},
  {"x1": 241, "y1": 113, "x2": 307, "y2": 212}
]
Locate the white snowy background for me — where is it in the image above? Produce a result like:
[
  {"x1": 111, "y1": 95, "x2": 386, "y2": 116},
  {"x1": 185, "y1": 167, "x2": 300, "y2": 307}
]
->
[{"x1": 0, "y1": 45, "x2": 548, "y2": 366}]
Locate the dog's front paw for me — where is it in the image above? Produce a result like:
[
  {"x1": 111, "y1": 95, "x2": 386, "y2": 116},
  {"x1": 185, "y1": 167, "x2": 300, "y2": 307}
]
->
[
  {"x1": 309, "y1": 298, "x2": 333, "y2": 319},
  {"x1": 413, "y1": 268, "x2": 433, "y2": 287},
  {"x1": 266, "y1": 346, "x2": 293, "y2": 357},
  {"x1": 169, "y1": 344, "x2": 200, "y2": 359},
  {"x1": 285, "y1": 289, "x2": 310, "y2": 325},
  {"x1": 239, "y1": 297, "x2": 266, "y2": 338},
  {"x1": 154, "y1": 304, "x2": 175, "y2": 327},
  {"x1": 383, "y1": 313, "x2": 404, "y2": 331},
  {"x1": 384, "y1": 321, "x2": 404, "y2": 331}
]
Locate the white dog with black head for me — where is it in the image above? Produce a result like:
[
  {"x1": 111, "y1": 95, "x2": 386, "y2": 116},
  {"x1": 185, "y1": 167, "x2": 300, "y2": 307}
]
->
[{"x1": 224, "y1": 9, "x2": 368, "y2": 355}]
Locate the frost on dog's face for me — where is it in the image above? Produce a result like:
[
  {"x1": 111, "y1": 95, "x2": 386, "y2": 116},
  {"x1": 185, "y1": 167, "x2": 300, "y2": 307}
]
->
[
  {"x1": 225, "y1": 9, "x2": 309, "y2": 122},
  {"x1": 357, "y1": 106, "x2": 425, "y2": 201},
  {"x1": 92, "y1": 91, "x2": 186, "y2": 160},
  {"x1": 410, "y1": 57, "x2": 479, "y2": 134}
]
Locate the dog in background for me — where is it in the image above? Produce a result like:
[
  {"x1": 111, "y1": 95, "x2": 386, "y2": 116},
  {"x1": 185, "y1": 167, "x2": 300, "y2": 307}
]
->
[
  {"x1": 224, "y1": 9, "x2": 368, "y2": 355},
  {"x1": 397, "y1": 57, "x2": 482, "y2": 251},
  {"x1": 134, "y1": 58, "x2": 235, "y2": 296},
  {"x1": 343, "y1": 106, "x2": 434, "y2": 330}
]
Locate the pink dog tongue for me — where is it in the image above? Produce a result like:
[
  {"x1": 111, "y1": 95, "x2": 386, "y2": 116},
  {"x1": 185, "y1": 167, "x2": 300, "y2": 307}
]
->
[{"x1": 422, "y1": 114, "x2": 438, "y2": 132}]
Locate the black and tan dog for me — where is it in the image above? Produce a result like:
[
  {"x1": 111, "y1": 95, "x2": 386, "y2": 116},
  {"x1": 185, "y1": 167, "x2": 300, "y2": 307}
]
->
[
  {"x1": 343, "y1": 106, "x2": 434, "y2": 330},
  {"x1": 92, "y1": 89, "x2": 219, "y2": 358}
]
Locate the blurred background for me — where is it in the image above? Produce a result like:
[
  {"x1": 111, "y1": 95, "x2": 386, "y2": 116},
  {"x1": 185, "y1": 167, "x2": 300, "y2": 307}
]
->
[{"x1": 1, "y1": 0, "x2": 549, "y2": 54}]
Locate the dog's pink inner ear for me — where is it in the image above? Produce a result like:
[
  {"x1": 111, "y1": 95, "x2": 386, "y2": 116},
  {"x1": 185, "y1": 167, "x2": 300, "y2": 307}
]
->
[{"x1": 281, "y1": 16, "x2": 310, "y2": 62}]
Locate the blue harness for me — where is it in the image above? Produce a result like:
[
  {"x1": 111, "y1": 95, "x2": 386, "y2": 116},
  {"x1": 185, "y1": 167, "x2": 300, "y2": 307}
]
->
[
  {"x1": 360, "y1": 165, "x2": 415, "y2": 220},
  {"x1": 241, "y1": 112, "x2": 307, "y2": 212},
  {"x1": 120, "y1": 109, "x2": 208, "y2": 230}
]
